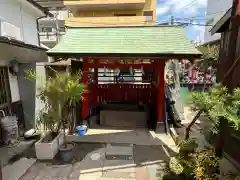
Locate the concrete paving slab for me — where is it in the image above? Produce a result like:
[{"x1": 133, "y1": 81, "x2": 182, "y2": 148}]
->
[
  {"x1": 84, "y1": 148, "x2": 106, "y2": 161},
  {"x1": 34, "y1": 164, "x2": 72, "y2": 180},
  {"x1": 106, "y1": 144, "x2": 133, "y2": 156},
  {"x1": 19, "y1": 162, "x2": 45, "y2": 180},
  {"x1": 79, "y1": 172, "x2": 102, "y2": 180},
  {"x1": 78, "y1": 160, "x2": 103, "y2": 174},
  {"x1": 72, "y1": 147, "x2": 105, "y2": 174},
  {"x1": 135, "y1": 166, "x2": 149, "y2": 180},
  {"x1": 68, "y1": 170, "x2": 81, "y2": 180},
  {"x1": 103, "y1": 160, "x2": 135, "y2": 171},
  {"x1": 3, "y1": 157, "x2": 36, "y2": 180},
  {"x1": 99, "y1": 177, "x2": 135, "y2": 180},
  {"x1": 0, "y1": 140, "x2": 35, "y2": 166},
  {"x1": 103, "y1": 166, "x2": 135, "y2": 173},
  {"x1": 102, "y1": 170, "x2": 135, "y2": 179},
  {"x1": 66, "y1": 128, "x2": 164, "y2": 145}
]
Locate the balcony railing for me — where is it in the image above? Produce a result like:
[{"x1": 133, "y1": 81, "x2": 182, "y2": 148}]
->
[
  {"x1": 65, "y1": 16, "x2": 154, "y2": 27},
  {"x1": 39, "y1": 32, "x2": 65, "y2": 42},
  {"x1": 64, "y1": 0, "x2": 145, "y2": 10}
]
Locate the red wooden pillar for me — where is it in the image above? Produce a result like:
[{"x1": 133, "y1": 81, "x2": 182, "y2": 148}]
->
[
  {"x1": 151, "y1": 65, "x2": 155, "y2": 86},
  {"x1": 94, "y1": 59, "x2": 98, "y2": 85},
  {"x1": 82, "y1": 58, "x2": 88, "y2": 120},
  {"x1": 157, "y1": 62, "x2": 165, "y2": 122},
  {"x1": 94, "y1": 59, "x2": 98, "y2": 103}
]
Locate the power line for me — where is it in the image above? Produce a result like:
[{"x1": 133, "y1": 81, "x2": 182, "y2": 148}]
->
[
  {"x1": 167, "y1": 10, "x2": 226, "y2": 21},
  {"x1": 190, "y1": 10, "x2": 226, "y2": 18},
  {"x1": 174, "y1": 21, "x2": 214, "y2": 26},
  {"x1": 175, "y1": 0, "x2": 198, "y2": 12},
  {"x1": 163, "y1": 9, "x2": 227, "y2": 27}
]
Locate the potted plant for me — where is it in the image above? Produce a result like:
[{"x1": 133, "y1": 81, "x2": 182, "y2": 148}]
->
[
  {"x1": 35, "y1": 109, "x2": 63, "y2": 160},
  {"x1": 26, "y1": 70, "x2": 64, "y2": 160},
  {"x1": 55, "y1": 72, "x2": 86, "y2": 162},
  {"x1": 27, "y1": 70, "x2": 86, "y2": 161}
]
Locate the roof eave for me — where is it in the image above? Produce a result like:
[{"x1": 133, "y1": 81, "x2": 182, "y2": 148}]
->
[
  {"x1": 47, "y1": 52, "x2": 202, "y2": 59},
  {"x1": 0, "y1": 36, "x2": 47, "y2": 51},
  {"x1": 26, "y1": 0, "x2": 53, "y2": 17},
  {"x1": 210, "y1": 8, "x2": 232, "y2": 35}
]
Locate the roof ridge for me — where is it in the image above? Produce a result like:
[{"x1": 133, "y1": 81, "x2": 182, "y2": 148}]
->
[{"x1": 66, "y1": 25, "x2": 184, "y2": 29}]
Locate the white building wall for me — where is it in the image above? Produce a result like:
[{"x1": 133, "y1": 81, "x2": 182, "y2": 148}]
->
[
  {"x1": 8, "y1": 70, "x2": 20, "y2": 102},
  {"x1": 204, "y1": 0, "x2": 233, "y2": 43},
  {"x1": 21, "y1": 10, "x2": 39, "y2": 46},
  {"x1": 0, "y1": 0, "x2": 46, "y2": 112}
]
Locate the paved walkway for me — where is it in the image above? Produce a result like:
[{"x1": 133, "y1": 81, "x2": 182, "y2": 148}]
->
[
  {"x1": 20, "y1": 142, "x2": 176, "y2": 180},
  {"x1": 67, "y1": 128, "x2": 177, "y2": 147}
]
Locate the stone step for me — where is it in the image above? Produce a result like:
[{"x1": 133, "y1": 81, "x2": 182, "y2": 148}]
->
[{"x1": 3, "y1": 157, "x2": 36, "y2": 180}]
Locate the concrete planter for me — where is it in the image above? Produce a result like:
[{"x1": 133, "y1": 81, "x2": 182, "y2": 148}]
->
[{"x1": 35, "y1": 132, "x2": 64, "y2": 160}]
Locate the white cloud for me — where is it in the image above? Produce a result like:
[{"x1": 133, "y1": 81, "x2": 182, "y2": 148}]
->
[
  {"x1": 156, "y1": 6, "x2": 170, "y2": 16},
  {"x1": 157, "y1": 0, "x2": 208, "y2": 41},
  {"x1": 182, "y1": 7, "x2": 198, "y2": 17},
  {"x1": 157, "y1": 0, "x2": 207, "y2": 17},
  {"x1": 187, "y1": 24, "x2": 206, "y2": 41}
]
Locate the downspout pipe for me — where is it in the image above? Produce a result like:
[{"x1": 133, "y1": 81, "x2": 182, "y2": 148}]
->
[{"x1": 36, "y1": 12, "x2": 53, "y2": 46}]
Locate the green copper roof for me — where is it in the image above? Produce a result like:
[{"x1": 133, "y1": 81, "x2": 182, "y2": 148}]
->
[{"x1": 48, "y1": 26, "x2": 201, "y2": 57}]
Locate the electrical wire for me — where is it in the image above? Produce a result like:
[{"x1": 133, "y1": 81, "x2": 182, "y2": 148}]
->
[
  {"x1": 174, "y1": 17, "x2": 206, "y2": 21},
  {"x1": 167, "y1": 10, "x2": 226, "y2": 22},
  {"x1": 189, "y1": 10, "x2": 227, "y2": 19},
  {"x1": 174, "y1": 21, "x2": 214, "y2": 26},
  {"x1": 165, "y1": 9, "x2": 228, "y2": 27},
  {"x1": 175, "y1": 0, "x2": 198, "y2": 12}
]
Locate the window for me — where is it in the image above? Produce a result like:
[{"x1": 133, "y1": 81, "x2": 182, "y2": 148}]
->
[
  {"x1": 42, "y1": 27, "x2": 52, "y2": 32},
  {"x1": 143, "y1": 11, "x2": 153, "y2": 21},
  {"x1": 0, "y1": 67, "x2": 11, "y2": 116},
  {"x1": 114, "y1": 14, "x2": 136, "y2": 16}
]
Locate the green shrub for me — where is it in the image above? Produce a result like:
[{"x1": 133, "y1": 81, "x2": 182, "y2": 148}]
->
[
  {"x1": 169, "y1": 157, "x2": 184, "y2": 175},
  {"x1": 178, "y1": 139, "x2": 198, "y2": 158},
  {"x1": 193, "y1": 148, "x2": 220, "y2": 180},
  {"x1": 159, "y1": 139, "x2": 240, "y2": 180}
]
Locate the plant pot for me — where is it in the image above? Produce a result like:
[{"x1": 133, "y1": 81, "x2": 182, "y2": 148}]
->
[
  {"x1": 35, "y1": 132, "x2": 64, "y2": 160},
  {"x1": 59, "y1": 143, "x2": 75, "y2": 162}
]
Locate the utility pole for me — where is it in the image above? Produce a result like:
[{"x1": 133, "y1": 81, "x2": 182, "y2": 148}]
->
[
  {"x1": 170, "y1": 16, "x2": 174, "y2": 25},
  {"x1": 53, "y1": 11, "x2": 60, "y2": 43}
]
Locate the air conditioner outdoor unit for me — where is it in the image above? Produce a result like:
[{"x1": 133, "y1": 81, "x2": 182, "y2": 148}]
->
[{"x1": 1, "y1": 22, "x2": 22, "y2": 41}]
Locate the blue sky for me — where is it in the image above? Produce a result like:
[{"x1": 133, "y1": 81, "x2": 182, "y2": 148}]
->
[{"x1": 156, "y1": 0, "x2": 207, "y2": 41}]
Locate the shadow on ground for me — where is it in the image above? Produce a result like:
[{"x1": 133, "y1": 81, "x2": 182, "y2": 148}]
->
[{"x1": 19, "y1": 128, "x2": 177, "y2": 180}]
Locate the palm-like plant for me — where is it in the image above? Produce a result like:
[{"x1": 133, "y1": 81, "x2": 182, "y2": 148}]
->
[{"x1": 28, "y1": 70, "x2": 87, "y2": 147}]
